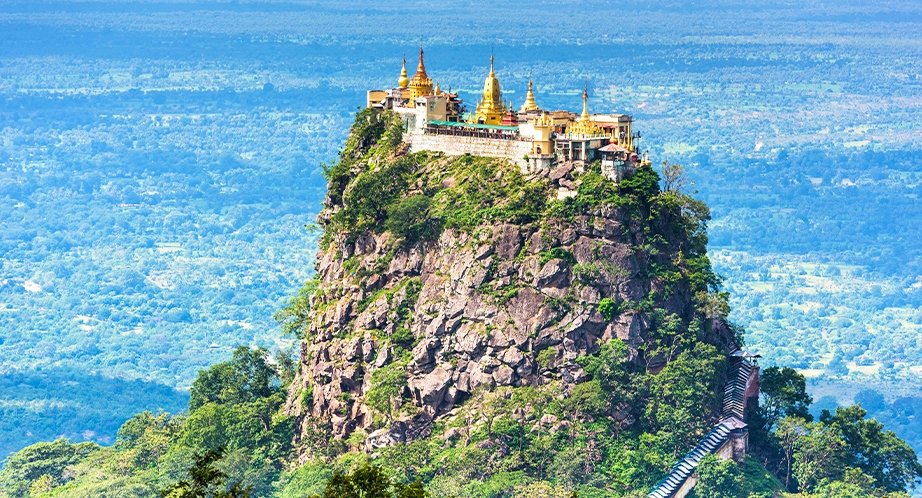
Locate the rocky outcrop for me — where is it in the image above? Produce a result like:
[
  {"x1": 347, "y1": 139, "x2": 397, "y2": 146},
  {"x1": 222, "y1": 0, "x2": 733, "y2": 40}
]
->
[{"x1": 285, "y1": 143, "x2": 730, "y2": 455}]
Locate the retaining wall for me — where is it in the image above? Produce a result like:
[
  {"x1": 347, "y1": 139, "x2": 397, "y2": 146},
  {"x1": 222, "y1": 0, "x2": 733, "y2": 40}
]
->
[{"x1": 406, "y1": 133, "x2": 531, "y2": 169}]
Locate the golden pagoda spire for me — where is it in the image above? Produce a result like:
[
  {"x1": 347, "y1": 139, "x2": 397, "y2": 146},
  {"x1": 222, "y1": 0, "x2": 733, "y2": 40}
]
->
[
  {"x1": 567, "y1": 84, "x2": 603, "y2": 138},
  {"x1": 474, "y1": 53, "x2": 503, "y2": 124},
  {"x1": 520, "y1": 77, "x2": 539, "y2": 112},
  {"x1": 415, "y1": 45, "x2": 427, "y2": 78},
  {"x1": 398, "y1": 56, "x2": 409, "y2": 89},
  {"x1": 408, "y1": 45, "x2": 433, "y2": 100}
]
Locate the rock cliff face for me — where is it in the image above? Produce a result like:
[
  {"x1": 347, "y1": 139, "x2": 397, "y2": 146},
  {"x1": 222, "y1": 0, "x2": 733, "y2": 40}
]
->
[{"x1": 285, "y1": 111, "x2": 734, "y2": 458}]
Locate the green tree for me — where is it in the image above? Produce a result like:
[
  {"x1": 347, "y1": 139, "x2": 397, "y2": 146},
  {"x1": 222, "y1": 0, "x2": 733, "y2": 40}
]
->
[
  {"x1": 116, "y1": 410, "x2": 184, "y2": 468},
  {"x1": 659, "y1": 161, "x2": 688, "y2": 193},
  {"x1": 773, "y1": 416, "x2": 806, "y2": 490},
  {"x1": 561, "y1": 380, "x2": 607, "y2": 423},
  {"x1": 820, "y1": 405, "x2": 922, "y2": 492},
  {"x1": 0, "y1": 438, "x2": 97, "y2": 498},
  {"x1": 384, "y1": 194, "x2": 440, "y2": 242},
  {"x1": 189, "y1": 347, "x2": 279, "y2": 411},
  {"x1": 310, "y1": 463, "x2": 427, "y2": 498},
  {"x1": 28, "y1": 474, "x2": 59, "y2": 496},
  {"x1": 809, "y1": 467, "x2": 886, "y2": 498},
  {"x1": 597, "y1": 298, "x2": 620, "y2": 321},
  {"x1": 578, "y1": 339, "x2": 639, "y2": 416},
  {"x1": 757, "y1": 366, "x2": 813, "y2": 432},
  {"x1": 644, "y1": 342, "x2": 725, "y2": 456},
  {"x1": 275, "y1": 278, "x2": 319, "y2": 339},
  {"x1": 792, "y1": 422, "x2": 847, "y2": 493},
  {"x1": 688, "y1": 454, "x2": 743, "y2": 498},
  {"x1": 364, "y1": 364, "x2": 408, "y2": 423},
  {"x1": 159, "y1": 448, "x2": 251, "y2": 498}
]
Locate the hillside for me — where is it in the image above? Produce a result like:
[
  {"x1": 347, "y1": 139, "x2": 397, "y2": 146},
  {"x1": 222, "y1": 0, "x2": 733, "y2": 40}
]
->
[
  {"x1": 279, "y1": 108, "x2": 740, "y2": 492},
  {"x1": 2, "y1": 110, "x2": 921, "y2": 498}
]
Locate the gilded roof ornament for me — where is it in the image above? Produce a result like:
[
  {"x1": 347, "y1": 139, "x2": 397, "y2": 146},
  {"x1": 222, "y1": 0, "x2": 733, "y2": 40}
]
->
[
  {"x1": 398, "y1": 56, "x2": 409, "y2": 89},
  {"x1": 474, "y1": 53, "x2": 504, "y2": 124},
  {"x1": 520, "y1": 77, "x2": 539, "y2": 112},
  {"x1": 408, "y1": 46, "x2": 433, "y2": 100},
  {"x1": 567, "y1": 85, "x2": 604, "y2": 138}
]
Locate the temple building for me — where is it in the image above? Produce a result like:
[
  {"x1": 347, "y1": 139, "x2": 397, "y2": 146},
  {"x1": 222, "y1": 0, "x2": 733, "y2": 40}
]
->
[{"x1": 366, "y1": 48, "x2": 646, "y2": 178}]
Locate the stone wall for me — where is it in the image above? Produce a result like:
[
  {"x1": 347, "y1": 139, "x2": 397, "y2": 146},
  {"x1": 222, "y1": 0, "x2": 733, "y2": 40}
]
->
[
  {"x1": 406, "y1": 133, "x2": 532, "y2": 170},
  {"x1": 674, "y1": 475, "x2": 698, "y2": 498}
]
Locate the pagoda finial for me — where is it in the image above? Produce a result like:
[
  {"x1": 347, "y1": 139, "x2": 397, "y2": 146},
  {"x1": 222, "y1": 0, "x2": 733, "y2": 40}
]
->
[
  {"x1": 408, "y1": 44, "x2": 433, "y2": 100},
  {"x1": 475, "y1": 51, "x2": 503, "y2": 124},
  {"x1": 398, "y1": 55, "x2": 409, "y2": 89},
  {"x1": 520, "y1": 75, "x2": 539, "y2": 112},
  {"x1": 581, "y1": 83, "x2": 590, "y2": 121},
  {"x1": 416, "y1": 45, "x2": 427, "y2": 76}
]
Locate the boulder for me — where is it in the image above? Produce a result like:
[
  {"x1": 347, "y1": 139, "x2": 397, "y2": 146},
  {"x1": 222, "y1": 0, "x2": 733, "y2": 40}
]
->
[
  {"x1": 344, "y1": 337, "x2": 362, "y2": 361},
  {"x1": 535, "y1": 259, "x2": 571, "y2": 296},
  {"x1": 495, "y1": 224, "x2": 522, "y2": 260},
  {"x1": 412, "y1": 337, "x2": 440, "y2": 367},
  {"x1": 500, "y1": 347, "x2": 525, "y2": 367},
  {"x1": 549, "y1": 164, "x2": 572, "y2": 182},
  {"x1": 455, "y1": 323, "x2": 485, "y2": 355},
  {"x1": 374, "y1": 347, "x2": 391, "y2": 368},
  {"x1": 527, "y1": 231, "x2": 549, "y2": 254},
  {"x1": 492, "y1": 365, "x2": 516, "y2": 386},
  {"x1": 410, "y1": 367, "x2": 452, "y2": 410},
  {"x1": 539, "y1": 413, "x2": 558, "y2": 426},
  {"x1": 365, "y1": 421, "x2": 408, "y2": 450}
]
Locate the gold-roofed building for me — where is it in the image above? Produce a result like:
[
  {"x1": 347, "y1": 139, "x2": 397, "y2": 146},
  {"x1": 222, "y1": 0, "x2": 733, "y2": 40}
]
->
[{"x1": 365, "y1": 49, "x2": 639, "y2": 178}]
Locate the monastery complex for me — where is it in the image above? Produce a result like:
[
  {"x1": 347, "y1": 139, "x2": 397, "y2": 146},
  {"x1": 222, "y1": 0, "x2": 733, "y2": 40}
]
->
[{"x1": 367, "y1": 48, "x2": 649, "y2": 181}]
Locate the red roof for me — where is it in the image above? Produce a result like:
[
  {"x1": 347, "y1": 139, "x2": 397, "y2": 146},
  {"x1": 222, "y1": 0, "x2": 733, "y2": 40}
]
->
[{"x1": 598, "y1": 144, "x2": 627, "y2": 152}]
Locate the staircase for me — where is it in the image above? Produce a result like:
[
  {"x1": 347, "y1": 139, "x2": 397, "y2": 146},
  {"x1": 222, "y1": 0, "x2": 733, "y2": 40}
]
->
[
  {"x1": 647, "y1": 354, "x2": 754, "y2": 498},
  {"x1": 722, "y1": 358, "x2": 753, "y2": 421}
]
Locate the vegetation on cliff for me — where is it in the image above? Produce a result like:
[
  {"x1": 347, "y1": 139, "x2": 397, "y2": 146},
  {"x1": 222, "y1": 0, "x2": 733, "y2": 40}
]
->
[
  {"x1": 2, "y1": 110, "x2": 921, "y2": 498},
  {"x1": 274, "y1": 108, "x2": 745, "y2": 495}
]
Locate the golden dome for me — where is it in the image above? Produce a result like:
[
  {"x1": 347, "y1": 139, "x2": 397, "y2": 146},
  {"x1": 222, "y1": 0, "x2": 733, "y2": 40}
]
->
[
  {"x1": 481, "y1": 55, "x2": 502, "y2": 106},
  {"x1": 520, "y1": 78, "x2": 539, "y2": 112},
  {"x1": 398, "y1": 57, "x2": 409, "y2": 89}
]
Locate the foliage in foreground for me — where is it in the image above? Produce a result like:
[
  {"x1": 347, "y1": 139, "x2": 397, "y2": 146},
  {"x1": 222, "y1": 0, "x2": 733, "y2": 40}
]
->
[
  {"x1": 159, "y1": 448, "x2": 251, "y2": 498},
  {"x1": 0, "y1": 347, "x2": 295, "y2": 498},
  {"x1": 4, "y1": 343, "x2": 917, "y2": 498},
  {"x1": 309, "y1": 463, "x2": 428, "y2": 498},
  {"x1": 708, "y1": 366, "x2": 922, "y2": 497}
]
